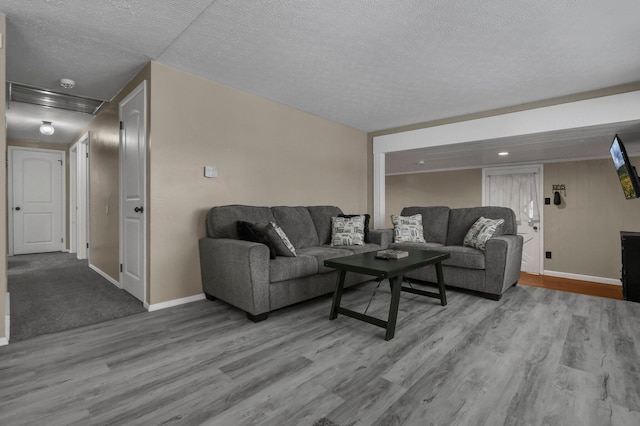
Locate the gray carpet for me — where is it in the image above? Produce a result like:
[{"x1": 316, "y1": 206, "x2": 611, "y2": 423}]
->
[{"x1": 8, "y1": 252, "x2": 146, "y2": 342}]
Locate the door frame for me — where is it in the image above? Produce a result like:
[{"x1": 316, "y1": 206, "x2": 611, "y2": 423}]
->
[
  {"x1": 69, "y1": 133, "x2": 90, "y2": 259},
  {"x1": 482, "y1": 164, "x2": 544, "y2": 275},
  {"x1": 119, "y1": 80, "x2": 147, "y2": 304},
  {"x1": 7, "y1": 146, "x2": 66, "y2": 256}
]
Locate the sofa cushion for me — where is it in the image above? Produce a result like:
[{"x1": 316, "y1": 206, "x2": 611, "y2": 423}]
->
[
  {"x1": 391, "y1": 214, "x2": 426, "y2": 243},
  {"x1": 267, "y1": 222, "x2": 297, "y2": 257},
  {"x1": 447, "y1": 207, "x2": 516, "y2": 246},
  {"x1": 331, "y1": 215, "x2": 365, "y2": 246},
  {"x1": 207, "y1": 205, "x2": 275, "y2": 239},
  {"x1": 237, "y1": 221, "x2": 277, "y2": 259},
  {"x1": 269, "y1": 255, "x2": 318, "y2": 283},
  {"x1": 438, "y1": 245, "x2": 486, "y2": 270},
  {"x1": 463, "y1": 217, "x2": 505, "y2": 250},
  {"x1": 272, "y1": 206, "x2": 320, "y2": 248},
  {"x1": 400, "y1": 206, "x2": 450, "y2": 244},
  {"x1": 307, "y1": 206, "x2": 343, "y2": 245},
  {"x1": 297, "y1": 246, "x2": 353, "y2": 273}
]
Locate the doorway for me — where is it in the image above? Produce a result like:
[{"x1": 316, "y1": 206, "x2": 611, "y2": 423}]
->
[
  {"x1": 483, "y1": 165, "x2": 543, "y2": 275},
  {"x1": 69, "y1": 133, "x2": 90, "y2": 260},
  {"x1": 8, "y1": 147, "x2": 65, "y2": 255}
]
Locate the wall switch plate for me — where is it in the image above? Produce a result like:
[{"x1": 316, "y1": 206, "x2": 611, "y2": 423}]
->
[
  {"x1": 545, "y1": 197, "x2": 551, "y2": 205},
  {"x1": 546, "y1": 251, "x2": 552, "y2": 259},
  {"x1": 204, "y1": 166, "x2": 217, "y2": 178}
]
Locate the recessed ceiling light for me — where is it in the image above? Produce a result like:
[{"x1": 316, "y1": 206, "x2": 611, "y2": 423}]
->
[
  {"x1": 498, "y1": 151, "x2": 509, "y2": 156},
  {"x1": 417, "y1": 160, "x2": 425, "y2": 164}
]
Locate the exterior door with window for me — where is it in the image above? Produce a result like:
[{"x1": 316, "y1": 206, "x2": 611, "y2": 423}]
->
[{"x1": 483, "y1": 166, "x2": 542, "y2": 275}]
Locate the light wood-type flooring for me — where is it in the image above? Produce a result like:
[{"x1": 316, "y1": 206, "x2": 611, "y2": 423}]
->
[{"x1": 1, "y1": 279, "x2": 639, "y2": 425}]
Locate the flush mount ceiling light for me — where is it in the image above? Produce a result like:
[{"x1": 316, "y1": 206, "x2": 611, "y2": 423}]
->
[
  {"x1": 60, "y1": 78, "x2": 75, "y2": 89},
  {"x1": 39, "y1": 121, "x2": 55, "y2": 135},
  {"x1": 417, "y1": 160, "x2": 425, "y2": 164},
  {"x1": 498, "y1": 151, "x2": 509, "y2": 156}
]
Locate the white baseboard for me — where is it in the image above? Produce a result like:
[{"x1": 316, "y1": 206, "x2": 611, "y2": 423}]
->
[
  {"x1": 145, "y1": 294, "x2": 206, "y2": 312},
  {"x1": 89, "y1": 264, "x2": 122, "y2": 288},
  {"x1": 4, "y1": 292, "x2": 9, "y2": 344},
  {"x1": 543, "y1": 270, "x2": 622, "y2": 286}
]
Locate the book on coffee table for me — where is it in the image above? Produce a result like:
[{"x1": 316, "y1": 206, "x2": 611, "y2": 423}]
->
[{"x1": 376, "y1": 249, "x2": 409, "y2": 260}]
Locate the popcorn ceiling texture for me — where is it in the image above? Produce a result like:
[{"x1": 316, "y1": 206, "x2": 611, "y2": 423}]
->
[{"x1": 3, "y1": 0, "x2": 640, "y2": 131}]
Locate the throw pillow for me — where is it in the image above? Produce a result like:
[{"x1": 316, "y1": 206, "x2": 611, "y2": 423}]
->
[
  {"x1": 236, "y1": 221, "x2": 277, "y2": 259},
  {"x1": 331, "y1": 215, "x2": 365, "y2": 246},
  {"x1": 391, "y1": 214, "x2": 426, "y2": 243},
  {"x1": 338, "y1": 213, "x2": 371, "y2": 243},
  {"x1": 266, "y1": 221, "x2": 297, "y2": 257},
  {"x1": 463, "y1": 217, "x2": 505, "y2": 250}
]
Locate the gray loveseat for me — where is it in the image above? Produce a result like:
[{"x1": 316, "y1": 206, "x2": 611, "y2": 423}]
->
[
  {"x1": 198, "y1": 205, "x2": 390, "y2": 321},
  {"x1": 387, "y1": 206, "x2": 523, "y2": 300}
]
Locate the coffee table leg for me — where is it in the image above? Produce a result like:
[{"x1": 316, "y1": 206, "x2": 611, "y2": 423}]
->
[
  {"x1": 385, "y1": 274, "x2": 403, "y2": 341},
  {"x1": 330, "y1": 270, "x2": 347, "y2": 320},
  {"x1": 436, "y1": 262, "x2": 447, "y2": 306}
]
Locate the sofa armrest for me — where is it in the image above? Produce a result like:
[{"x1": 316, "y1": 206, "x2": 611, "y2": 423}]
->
[
  {"x1": 484, "y1": 234, "x2": 523, "y2": 294},
  {"x1": 199, "y1": 237, "x2": 270, "y2": 316},
  {"x1": 369, "y1": 228, "x2": 393, "y2": 249}
]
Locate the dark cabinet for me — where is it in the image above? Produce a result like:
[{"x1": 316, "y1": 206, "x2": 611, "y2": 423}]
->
[{"x1": 621, "y1": 232, "x2": 640, "y2": 302}]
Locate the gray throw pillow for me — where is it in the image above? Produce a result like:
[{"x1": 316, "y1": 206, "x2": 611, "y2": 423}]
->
[
  {"x1": 391, "y1": 214, "x2": 426, "y2": 243},
  {"x1": 463, "y1": 217, "x2": 505, "y2": 250},
  {"x1": 331, "y1": 215, "x2": 365, "y2": 246}
]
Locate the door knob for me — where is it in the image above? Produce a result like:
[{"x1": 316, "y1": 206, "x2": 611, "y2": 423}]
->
[
  {"x1": 533, "y1": 226, "x2": 538, "y2": 231},
  {"x1": 134, "y1": 206, "x2": 144, "y2": 213},
  {"x1": 15, "y1": 207, "x2": 21, "y2": 211}
]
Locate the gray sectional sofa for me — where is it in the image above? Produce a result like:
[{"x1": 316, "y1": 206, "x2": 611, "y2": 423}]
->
[
  {"x1": 388, "y1": 206, "x2": 524, "y2": 300},
  {"x1": 198, "y1": 205, "x2": 390, "y2": 321}
]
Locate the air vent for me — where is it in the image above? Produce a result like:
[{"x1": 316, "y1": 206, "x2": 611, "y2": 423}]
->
[{"x1": 8, "y1": 82, "x2": 106, "y2": 115}]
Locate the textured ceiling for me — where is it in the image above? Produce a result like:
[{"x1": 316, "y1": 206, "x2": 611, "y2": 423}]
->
[{"x1": 2, "y1": 1, "x2": 640, "y2": 156}]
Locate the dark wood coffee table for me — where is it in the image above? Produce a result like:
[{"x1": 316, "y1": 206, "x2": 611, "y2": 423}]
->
[{"x1": 324, "y1": 249, "x2": 450, "y2": 340}]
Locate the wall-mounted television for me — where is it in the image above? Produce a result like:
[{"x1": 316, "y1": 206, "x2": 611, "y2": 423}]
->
[{"x1": 610, "y1": 134, "x2": 640, "y2": 199}]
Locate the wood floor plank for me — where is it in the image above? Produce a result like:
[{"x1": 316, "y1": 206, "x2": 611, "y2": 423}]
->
[{"x1": 1, "y1": 281, "x2": 640, "y2": 425}]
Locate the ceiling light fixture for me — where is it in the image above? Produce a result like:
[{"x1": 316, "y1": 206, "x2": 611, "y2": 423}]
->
[
  {"x1": 60, "y1": 78, "x2": 75, "y2": 89},
  {"x1": 417, "y1": 160, "x2": 425, "y2": 164},
  {"x1": 39, "y1": 121, "x2": 55, "y2": 135},
  {"x1": 498, "y1": 151, "x2": 509, "y2": 156}
]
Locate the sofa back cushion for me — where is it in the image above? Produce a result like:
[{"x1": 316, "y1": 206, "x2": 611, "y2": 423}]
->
[
  {"x1": 207, "y1": 205, "x2": 275, "y2": 239},
  {"x1": 400, "y1": 206, "x2": 450, "y2": 245},
  {"x1": 307, "y1": 205, "x2": 344, "y2": 245},
  {"x1": 446, "y1": 206, "x2": 517, "y2": 246},
  {"x1": 272, "y1": 206, "x2": 320, "y2": 248}
]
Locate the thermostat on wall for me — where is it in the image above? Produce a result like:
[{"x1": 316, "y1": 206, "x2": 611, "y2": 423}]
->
[{"x1": 204, "y1": 166, "x2": 218, "y2": 178}]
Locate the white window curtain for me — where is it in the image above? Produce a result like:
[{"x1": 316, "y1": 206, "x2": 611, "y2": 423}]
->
[{"x1": 487, "y1": 173, "x2": 540, "y2": 224}]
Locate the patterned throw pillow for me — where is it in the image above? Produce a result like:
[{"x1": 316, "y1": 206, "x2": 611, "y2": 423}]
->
[
  {"x1": 463, "y1": 217, "x2": 505, "y2": 250},
  {"x1": 266, "y1": 222, "x2": 297, "y2": 257},
  {"x1": 391, "y1": 214, "x2": 426, "y2": 243},
  {"x1": 338, "y1": 214, "x2": 371, "y2": 242},
  {"x1": 331, "y1": 215, "x2": 365, "y2": 246}
]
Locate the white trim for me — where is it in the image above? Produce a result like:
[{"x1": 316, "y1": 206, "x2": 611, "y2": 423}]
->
[
  {"x1": 69, "y1": 142, "x2": 78, "y2": 254},
  {"x1": 145, "y1": 294, "x2": 206, "y2": 312},
  {"x1": 76, "y1": 133, "x2": 89, "y2": 260},
  {"x1": 373, "y1": 152, "x2": 386, "y2": 228},
  {"x1": 0, "y1": 338, "x2": 7, "y2": 347},
  {"x1": 89, "y1": 263, "x2": 122, "y2": 288},
  {"x1": 543, "y1": 270, "x2": 622, "y2": 286},
  {"x1": 4, "y1": 292, "x2": 9, "y2": 343}
]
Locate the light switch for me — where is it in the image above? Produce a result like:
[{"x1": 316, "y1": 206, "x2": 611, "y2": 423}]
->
[{"x1": 204, "y1": 166, "x2": 218, "y2": 178}]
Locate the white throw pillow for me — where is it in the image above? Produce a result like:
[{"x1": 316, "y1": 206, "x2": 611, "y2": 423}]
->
[
  {"x1": 391, "y1": 214, "x2": 426, "y2": 243},
  {"x1": 331, "y1": 215, "x2": 365, "y2": 246},
  {"x1": 463, "y1": 217, "x2": 504, "y2": 250}
]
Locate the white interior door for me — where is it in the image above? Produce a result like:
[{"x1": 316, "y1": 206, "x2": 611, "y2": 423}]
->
[
  {"x1": 10, "y1": 147, "x2": 65, "y2": 255},
  {"x1": 483, "y1": 165, "x2": 543, "y2": 275},
  {"x1": 69, "y1": 144, "x2": 78, "y2": 254},
  {"x1": 120, "y1": 81, "x2": 147, "y2": 303}
]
